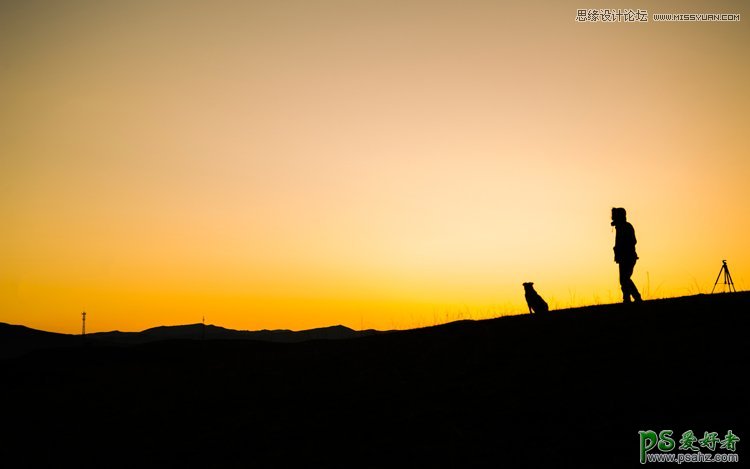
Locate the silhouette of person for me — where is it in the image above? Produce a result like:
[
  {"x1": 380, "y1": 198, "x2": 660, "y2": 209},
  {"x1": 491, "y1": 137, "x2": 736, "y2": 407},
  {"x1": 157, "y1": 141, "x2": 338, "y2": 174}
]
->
[{"x1": 611, "y1": 207, "x2": 642, "y2": 303}]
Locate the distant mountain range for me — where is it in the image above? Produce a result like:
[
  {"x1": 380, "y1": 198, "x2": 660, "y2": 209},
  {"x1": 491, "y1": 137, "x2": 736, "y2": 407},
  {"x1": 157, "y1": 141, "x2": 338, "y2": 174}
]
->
[
  {"x1": 89, "y1": 323, "x2": 382, "y2": 344},
  {"x1": 0, "y1": 322, "x2": 383, "y2": 359}
]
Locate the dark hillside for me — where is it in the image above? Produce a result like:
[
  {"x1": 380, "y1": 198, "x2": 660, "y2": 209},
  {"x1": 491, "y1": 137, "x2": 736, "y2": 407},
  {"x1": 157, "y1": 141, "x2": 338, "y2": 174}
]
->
[
  {"x1": 0, "y1": 323, "x2": 381, "y2": 359},
  {"x1": 1, "y1": 293, "x2": 747, "y2": 468},
  {"x1": 0, "y1": 323, "x2": 80, "y2": 359}
]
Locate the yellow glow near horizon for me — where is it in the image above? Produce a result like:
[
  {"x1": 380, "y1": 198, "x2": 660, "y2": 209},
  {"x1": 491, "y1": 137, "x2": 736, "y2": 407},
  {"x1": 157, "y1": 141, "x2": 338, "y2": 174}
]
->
[{"x1": 2, "y1": 1, "x2": 749, "y2": 334}]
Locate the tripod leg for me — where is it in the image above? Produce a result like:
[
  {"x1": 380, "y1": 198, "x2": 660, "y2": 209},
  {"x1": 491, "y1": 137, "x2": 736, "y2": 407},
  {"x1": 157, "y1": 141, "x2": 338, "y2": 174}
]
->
[
  {"x1": 712, "y1": 265, "x2": 724, "y2": 293},
  {"x1": 725, "y1": 265, "x2": 736, "y2": 292}
]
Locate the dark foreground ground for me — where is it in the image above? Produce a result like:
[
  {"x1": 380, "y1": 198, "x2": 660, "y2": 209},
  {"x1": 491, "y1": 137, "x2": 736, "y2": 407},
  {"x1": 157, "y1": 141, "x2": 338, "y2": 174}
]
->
[{"x1": 2, "y1": 293, "x2": 748, "y2": 468}]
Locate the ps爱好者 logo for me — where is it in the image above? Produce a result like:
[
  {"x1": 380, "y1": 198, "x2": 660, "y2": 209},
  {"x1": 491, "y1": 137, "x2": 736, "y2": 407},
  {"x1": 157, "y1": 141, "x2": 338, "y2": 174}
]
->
[{"x1": 639, "y1": 429, "x2": 740, "y2": 464}]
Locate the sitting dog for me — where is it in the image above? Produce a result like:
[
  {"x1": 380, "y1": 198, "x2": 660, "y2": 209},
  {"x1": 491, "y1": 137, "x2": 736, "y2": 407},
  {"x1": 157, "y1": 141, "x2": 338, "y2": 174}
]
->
[{"x1": 523, "y1": 282, "x2": 549, "y2": 314}]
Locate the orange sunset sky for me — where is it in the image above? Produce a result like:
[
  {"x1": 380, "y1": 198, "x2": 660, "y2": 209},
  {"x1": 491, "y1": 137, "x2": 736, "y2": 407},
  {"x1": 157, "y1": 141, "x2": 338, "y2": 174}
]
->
[{"x1": 2, "y1": 0, "x2": 749, "y2": 334}]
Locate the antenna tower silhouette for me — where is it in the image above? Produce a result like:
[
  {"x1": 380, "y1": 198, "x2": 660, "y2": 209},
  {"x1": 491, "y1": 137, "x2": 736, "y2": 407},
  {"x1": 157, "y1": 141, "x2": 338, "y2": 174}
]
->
[
  {"x1": 82, "y1": 311, "x2": 87, "y2": 336},
  {"x1": 711, "y1": 260, "x2": 736, "y2": 293}
]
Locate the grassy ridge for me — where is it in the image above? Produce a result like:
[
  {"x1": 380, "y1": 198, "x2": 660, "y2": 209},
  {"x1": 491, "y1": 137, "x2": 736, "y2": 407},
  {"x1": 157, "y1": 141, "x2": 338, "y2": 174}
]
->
[{"x1": 2, "y1": 293, "x2": 748, "y2": 468}]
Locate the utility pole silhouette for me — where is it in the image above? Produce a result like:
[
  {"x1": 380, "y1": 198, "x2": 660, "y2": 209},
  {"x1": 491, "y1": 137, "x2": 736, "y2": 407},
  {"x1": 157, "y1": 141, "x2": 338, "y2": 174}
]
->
[
  {"x1": 81, "y1": 311, "x2": 87, "y2": 336},
  {"x1": 712, "y1": 260, "x2": 736, "y2": 293}
]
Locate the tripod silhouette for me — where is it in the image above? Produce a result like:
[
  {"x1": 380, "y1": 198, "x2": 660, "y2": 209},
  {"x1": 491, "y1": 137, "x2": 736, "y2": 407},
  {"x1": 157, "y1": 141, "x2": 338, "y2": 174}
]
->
[{"x1": 711, "y1": 260, "x2": 736, "y2": 293}]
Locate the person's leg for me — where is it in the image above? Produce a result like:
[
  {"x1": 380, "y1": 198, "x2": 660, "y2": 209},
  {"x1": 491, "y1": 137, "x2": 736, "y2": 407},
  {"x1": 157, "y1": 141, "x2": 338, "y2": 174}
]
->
[
  {"x1": 629, "y1": 261, "x2": 642, "y2": 302},
  {"x1": 619, "y1": 261, "x2": 642, "y2": 302},
  {"x1": 619, "y1": 262, "x2": 636, "y2": 302}
]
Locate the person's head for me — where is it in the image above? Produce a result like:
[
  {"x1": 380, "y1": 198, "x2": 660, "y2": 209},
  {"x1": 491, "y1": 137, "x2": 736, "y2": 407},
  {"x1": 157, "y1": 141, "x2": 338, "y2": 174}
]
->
[{"x1": 611, "y1": 207, "x2": 627, "y2": 226}]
